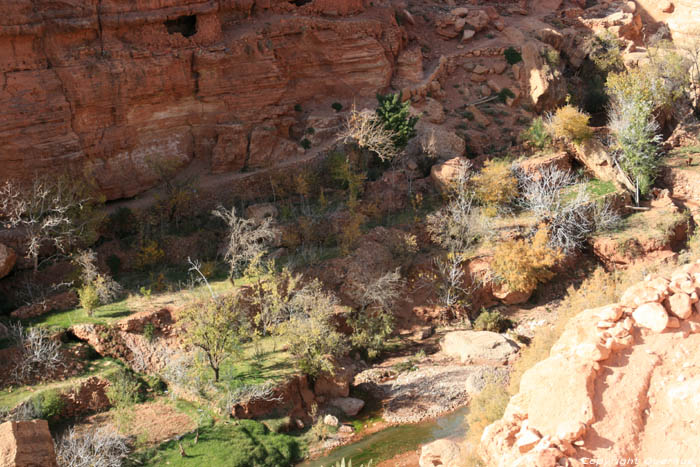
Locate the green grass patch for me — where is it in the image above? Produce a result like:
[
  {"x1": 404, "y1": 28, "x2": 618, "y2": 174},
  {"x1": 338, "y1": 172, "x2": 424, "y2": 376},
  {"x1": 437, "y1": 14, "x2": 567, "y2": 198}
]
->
[
  {"x1": 140, "y1": 420, "x2": 302, "y2": 467},
  {"x1": 217, "y1": 336, "x2": 295, "y2": 388},
  {"x1": 0, "y1": 357, "x2": 123, "y2": 411},
  {"x1": 585, "y1": 179, "x2": 617, "y2": 198},
  {"x1": 26, "y1": 299, "x2": 132, "y2": 330}
]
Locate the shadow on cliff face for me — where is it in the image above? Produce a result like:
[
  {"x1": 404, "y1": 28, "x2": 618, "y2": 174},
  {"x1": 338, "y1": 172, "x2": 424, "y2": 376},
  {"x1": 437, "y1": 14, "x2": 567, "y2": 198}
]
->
[{"x1": 164, "y1": 15, "x2": 197, "y2": 38}]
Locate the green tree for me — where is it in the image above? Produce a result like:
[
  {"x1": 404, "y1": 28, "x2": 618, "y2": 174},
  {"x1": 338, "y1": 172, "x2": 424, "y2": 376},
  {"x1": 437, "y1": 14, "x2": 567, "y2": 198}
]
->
[
  {"x1": 375, "y1": 92, "x2": 418, "y2": 150},
  {"x1": 180, "y1": 294, "x2": 247, "y2": 381}
]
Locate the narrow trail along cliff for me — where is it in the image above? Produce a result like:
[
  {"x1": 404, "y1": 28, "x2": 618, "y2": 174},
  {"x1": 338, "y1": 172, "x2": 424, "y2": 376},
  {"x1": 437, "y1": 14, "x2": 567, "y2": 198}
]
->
[{"x1": 480, "y1": 261, "x2": 700, "y2": 466}]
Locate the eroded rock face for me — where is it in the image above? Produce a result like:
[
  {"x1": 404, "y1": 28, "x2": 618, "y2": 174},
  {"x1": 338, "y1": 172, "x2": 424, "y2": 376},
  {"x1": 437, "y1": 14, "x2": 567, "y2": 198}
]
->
[
  {"x1": 480, "y1": 261, "x2": 700, "y2": 466},
  {"x1": 0, "y1": 420, "x2": 57, "y2": 467},
  {"x1": 667, "y1": 0, "x2": 700, "y2": 46},
  {"x1": 0, "y1": 1, "x2": 401, "y2": 200}
]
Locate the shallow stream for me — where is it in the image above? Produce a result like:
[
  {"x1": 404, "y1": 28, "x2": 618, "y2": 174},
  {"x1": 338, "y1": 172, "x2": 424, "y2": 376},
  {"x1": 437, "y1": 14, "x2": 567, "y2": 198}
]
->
[{"x1": 297, "y1": 406, "x2": 470, "y2": 466}]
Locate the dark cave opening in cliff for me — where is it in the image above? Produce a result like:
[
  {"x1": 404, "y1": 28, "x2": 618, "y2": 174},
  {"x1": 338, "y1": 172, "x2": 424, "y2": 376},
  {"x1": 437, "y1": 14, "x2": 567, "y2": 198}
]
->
[
  {"x1": 290, "y1": 0, "x2": 312, "y2": 6},
  {"x1": 165, "y1": 15, "x2": 197, "y2": 38}
]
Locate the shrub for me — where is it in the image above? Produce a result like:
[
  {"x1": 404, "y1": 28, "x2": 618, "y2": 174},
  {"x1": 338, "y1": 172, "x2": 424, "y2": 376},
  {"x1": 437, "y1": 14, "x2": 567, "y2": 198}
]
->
[
  {"x1": 10, "y1": 324, "x2": 63, "y2": 382},
  {"x1": 78, "y1": 283, "x2": 100, "y2": 315},
  {"x1": 491, "y1": 227, "x2": 562, "y2": 294},
  {"x1": 143, "y1": 323, "x2": 156, "y2": 342},
  {"x1": 136, "y1": 240, "x2": 165, "y2": 270},
  {"x1": 542, "y1": 47, "x2": 560, "y2": 68},
  {"x1": 608, "y1": 92, "x2": 662, "y2": 204},
  {"x1": 332, "y1": 102, "x2": 343, "y2": 112},
  {"x1": 426, "y1": 160, "x2": 491, "y2": 252},
  {"x1": 473, "y1": 310, "x2": 512, "y2": 333},
  {"x1": 463, "y1": 381, "x2": 510, "y2": 460},
  {"x1": 106, "y1": 370, "x2": 142, "y2": 408},
  {"x1": 55, "y1": 426, "x2": 129, "y2": 467},
  {"x1": 32, "y1": 389, "x2": 64, "y2": 421},
  {"x1": 520, "y1": 117, "x2": 552, "y2": 150},
  {"x1": 375, "y1": 92, "x2": 418, "y2": 150},
  {"x1": 587, "y1": 31, "x2": 624, "y2": 75},
  {"x1": 472, "y1": 160, "x2": 519, "y2": 213},
  {"x1": 547, "y1": 105, "x2": 592, "y2": 143},
  {"x1": 300, "y1": 138, "x2": 311, "y2": 149},
  {"x1": 504, "y1": 46, "x2": 522, "y2": 65},
  {"x1": 294, "y1": 104, "x2": 302, "y2": 112},
  {"x1": 348, "y1": 270, "x2": 403, "y2": 359},
  {"x1": 277, "y1": 280, "x2": 348, "y2": 377}
]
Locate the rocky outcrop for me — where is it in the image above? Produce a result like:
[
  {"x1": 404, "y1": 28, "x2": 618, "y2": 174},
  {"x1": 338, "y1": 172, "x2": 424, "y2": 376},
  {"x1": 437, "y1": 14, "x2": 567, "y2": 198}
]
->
[
  {"x1": 0, "y1": 420, "x2": 57, "y2": 467},
  {"x1": 480, "y1": 261, "x2": 700, "y2": 466},
  {"x1": 0, "y1": 1, "x2": 402, "y2": 200},
  {"x1": 430, "y1": 157, "x2": 468, "y2": 194},
  {"x1": 0, "y1": 244, "x2": 17, "y2": 279},
  {"x1": 70, "y1": 308, "x2": 179, "y2": 373}
]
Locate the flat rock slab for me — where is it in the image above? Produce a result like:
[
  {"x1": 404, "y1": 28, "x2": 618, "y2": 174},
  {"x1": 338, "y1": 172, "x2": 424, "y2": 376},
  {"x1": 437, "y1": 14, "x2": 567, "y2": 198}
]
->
[
  {"x1": 442, "y1": 331, "x2": 519, "y2": 364},
  {"x1": 330, "y1": 397, "x2": 365, "y2": 417}
]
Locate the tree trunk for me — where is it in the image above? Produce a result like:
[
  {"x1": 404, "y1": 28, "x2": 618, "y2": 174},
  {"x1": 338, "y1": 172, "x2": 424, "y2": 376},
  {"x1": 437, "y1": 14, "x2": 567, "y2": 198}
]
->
[{"x1": 213, "y1": 366, "x2": 220, "y2": 382}]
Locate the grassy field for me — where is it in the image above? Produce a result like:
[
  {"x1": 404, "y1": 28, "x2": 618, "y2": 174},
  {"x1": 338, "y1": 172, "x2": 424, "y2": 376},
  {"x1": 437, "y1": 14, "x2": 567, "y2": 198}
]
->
[{"x1": 138, "y1": 420, "x2": 302, "y2": 467}]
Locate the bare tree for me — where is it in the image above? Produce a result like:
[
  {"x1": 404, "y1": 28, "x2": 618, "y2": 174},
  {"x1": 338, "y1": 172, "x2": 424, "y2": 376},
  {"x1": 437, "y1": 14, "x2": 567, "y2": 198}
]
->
[
  {"x1": 433, "y1": 253, "x2": 470, "y2": 309},
  {"x1": 55, "y1": 426, "x2": 129, "y2": 467},
  {"x1": 10, "y1": 324, "x2": 63, "y2": 382},
  {"x1": 0, "y1": 178, "x2": 99, "y2": 272},
  {"x1": 339, "y1": 107, "x2": 401, "y2": 163},
  {"x1": 212, "y1": 205, "x2": 278, "y2": 280}
]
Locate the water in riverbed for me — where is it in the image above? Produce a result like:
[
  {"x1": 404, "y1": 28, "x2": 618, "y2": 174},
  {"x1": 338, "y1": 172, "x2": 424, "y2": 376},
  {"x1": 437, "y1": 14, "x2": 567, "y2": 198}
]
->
[{"x1": 297, "y1": 406, "x2": 470, "y2": 467}]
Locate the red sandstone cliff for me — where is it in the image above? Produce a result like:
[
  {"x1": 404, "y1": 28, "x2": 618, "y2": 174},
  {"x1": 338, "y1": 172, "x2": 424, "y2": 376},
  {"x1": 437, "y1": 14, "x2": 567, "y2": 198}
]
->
[{"x1": 0, "y1": 0, "x2": 402, "y2": 199}]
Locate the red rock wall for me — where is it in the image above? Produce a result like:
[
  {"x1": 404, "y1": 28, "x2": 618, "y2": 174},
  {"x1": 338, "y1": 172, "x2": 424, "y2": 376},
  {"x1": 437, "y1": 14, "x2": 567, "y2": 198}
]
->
[{"x1": 0, "y1": 0, "x2": 402, "y2": 200}]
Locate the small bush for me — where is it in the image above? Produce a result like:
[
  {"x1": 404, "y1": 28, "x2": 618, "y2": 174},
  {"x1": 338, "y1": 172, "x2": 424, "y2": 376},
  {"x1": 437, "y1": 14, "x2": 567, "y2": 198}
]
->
[
  {"x1": 332, "y1": 102, "x2": 343, "y2": 112},
  {"x1": 504, "y1": 46, "x2": 522, "y2": 65},
  {"x1": 143, "y1": 323, "x2": 156, "y2": 342},
  {"x1": 492, "y1": 227, "x2": 562, "y2": 294},
  {"x1": 32, "y1": 389, "x2": 64, "y2": 421},
  {"x1": 548, "y1": 105, "x2": 592, "y2": 143},
  {"x1": 520, "y1": 117, "x2": 552, "y2": 150},
  {"x1": 294, "y1": 104, "x2": 302, "y2": 112},
  {"x1": 473, "y1": 310, "x2": 512, "y2": 333},
  {"x1": 472, "y1": 160, "x2": 519, "y2": 213},
  {"x1": 79, "y1": 284, "x2": 100, "y2": 316},
  {"x1": 300, "y1": 138, "x2": 311, "y2": 149},
  {"x1": 136, "y1": 240, "x2": 165, "y2": 270}
]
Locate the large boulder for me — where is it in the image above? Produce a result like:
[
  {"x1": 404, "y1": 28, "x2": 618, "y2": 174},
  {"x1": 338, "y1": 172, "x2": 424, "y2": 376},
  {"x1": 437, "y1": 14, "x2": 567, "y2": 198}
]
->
[
  {"x1": 0, "y1": 244, "x2": 17, "y2": 279},
  {"x1": 430, "y1": 157, "x2": 469, "y2": 194},
  {"x1": 416, "y1": 121, "x2": 466, "y2": 161},
  {"x1": 419, "y1": 439, "x2": 462, "y2": 467},
  {"x1": 330, "y1": 397, "x2": 365, "y2": 416},
  {"x1": 0, "y1": 420, "x2": 58, "y2": 467},
  {"x1": 520, "y1": 41, "x2": 567, "y2": 112},
  {"x1": 572, "y1": 138, "x2": 635, "y2": 192},
  {"x1": 441, "y1": 331, "x2": 519, "y2": 364}
]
